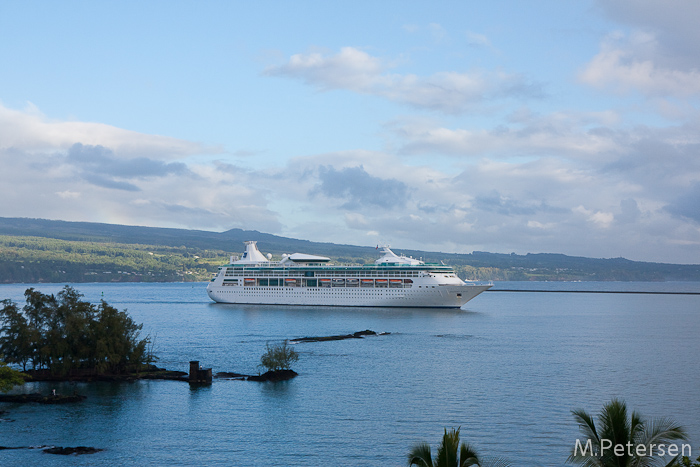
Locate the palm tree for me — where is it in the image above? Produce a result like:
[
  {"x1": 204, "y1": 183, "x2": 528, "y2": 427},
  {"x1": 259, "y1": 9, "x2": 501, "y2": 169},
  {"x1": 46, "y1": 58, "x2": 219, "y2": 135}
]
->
[
  {"x1": 569, "y1": 398, "x2": 688, "y2": 467},
  {"x1": 407, "y1": 427, "x2": 511, "y2": 467}
]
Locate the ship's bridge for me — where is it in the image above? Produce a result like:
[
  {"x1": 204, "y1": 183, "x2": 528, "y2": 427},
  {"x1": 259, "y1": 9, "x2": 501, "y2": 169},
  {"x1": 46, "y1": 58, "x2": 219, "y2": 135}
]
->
[
  {"x1": 374, "y1": 246, "x2": 423, "y2": 266},
  {"x1": 280, "y1": 253, "x2": 331, "y2": 265}
]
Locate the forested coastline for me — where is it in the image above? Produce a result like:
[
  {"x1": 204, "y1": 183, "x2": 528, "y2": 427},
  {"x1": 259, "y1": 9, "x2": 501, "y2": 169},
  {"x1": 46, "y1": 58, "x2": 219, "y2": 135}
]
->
[
  {"x1": 0, "y1": 235, "x2": 226, "y2": 283},
  {"x1": 1, "y1": 216, "x2": 700, "y2": 282}
]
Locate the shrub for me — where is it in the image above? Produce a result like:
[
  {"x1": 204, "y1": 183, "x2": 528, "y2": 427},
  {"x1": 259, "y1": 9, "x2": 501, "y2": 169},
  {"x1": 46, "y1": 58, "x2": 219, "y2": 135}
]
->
[
  {"x1": 259, "y1": 340, "x2": 298, "y2": 372},
  {"x1": 0, "y1": 359, "x2": 25, "y2": 392}
]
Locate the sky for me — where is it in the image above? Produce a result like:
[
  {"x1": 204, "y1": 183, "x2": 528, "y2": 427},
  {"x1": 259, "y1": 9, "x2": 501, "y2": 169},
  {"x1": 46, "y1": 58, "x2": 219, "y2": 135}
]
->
[{"x1": 1, "y1": 1, "x2": 699, "y2": 264}]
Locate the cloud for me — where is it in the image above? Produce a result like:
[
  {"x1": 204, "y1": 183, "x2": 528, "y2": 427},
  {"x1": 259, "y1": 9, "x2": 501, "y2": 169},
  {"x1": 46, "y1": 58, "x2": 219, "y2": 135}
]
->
[
  {"x1": 66, "y1": 143, "x2": 189, "y2": 190},
  {"x1": 312, "y1": 165, "x2": 409, "y2": 209},
  {"x1": 595, "y1": 0, "x2": 700, "y2": 65},
  {"x1": 390, "y1": 112, "x2": 623, "y2": 159},
  {"x1": 665, "y1": 182, "x2": 700, "y2": 223},
  {"x1": 583, "y1": 1, "x2": 700, "y2": 97},
  {"x1": 473, "y1": 191, "x2": 566, "y2": 216},
  {"x1": 0, "y1": 104, "x2": 279, "y2": 232},
  {"x1": 265, "y1": 47, "x2": 542, "y2": 114},
  {"x1": 0, "y1": 102, "x2": 217, "y2": 158},
  {"x1": 580, "y1": 32, "x2": 700, "y2": 97},
  {"x1": 2, "y1": 103, "x2": 700, "y2": 263},
  {"x1": 465, "y1": 31, "x2": 494, "y2": 49}
]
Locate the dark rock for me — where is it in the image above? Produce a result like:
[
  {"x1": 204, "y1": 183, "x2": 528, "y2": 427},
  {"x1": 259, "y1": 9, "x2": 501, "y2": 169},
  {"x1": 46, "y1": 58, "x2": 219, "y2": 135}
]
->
[
  {"x1": 43, "y1": 446, "x2": 103, "y2": 455},
  {"x1": 247, "y1": 369, "x2": 298, "y2": 382},
  {"x1": 22, "y1": 365, "x2": 188, "y2": 383},
  {"x1": 138, "y1": 370, "x2": 188, "y2": 381},
  {"x1": 0, "y1": 393, "x2": 86, "y2": 404},
  {"x1": 291, "y1": 329, "x2": 379, "y2": 343},
  {"x1": 214, "y1": 372, "x2": 249, "y2": 379}
]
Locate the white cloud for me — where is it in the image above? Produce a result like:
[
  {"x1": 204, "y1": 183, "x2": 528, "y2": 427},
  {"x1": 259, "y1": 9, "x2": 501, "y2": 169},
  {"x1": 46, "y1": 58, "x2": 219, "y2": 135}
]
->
[
  {"x1": 574, "y1": 205, "x2": 614, "y2": 228},
  {"x1": 2, "y1": 103, "x2": 700, "y2": 263},
  {"x1": 390, "y1": 112, "x2": 625, "y2": 160},
  {"x1": 465, "y1": 31, "x2": 497, "y2": 52},
  {"x1": 595, "y1": 0, "x2": 700, "y2": 65},
  {"x1": 0, "y1": 103, "x2": 277, "y2": 232},
  {"x1": 580, "y1": 32, "x2": 700, "y2": 97},
  {"x1": 56, "y1": 190, "x2": 81, "y2": 199},
  {"x1": 583, "y1": 1, "x2": 700, "y2": 99},
  {"x1": 0, "y1": 102, "x2": 218, "y2": 159},
  {"x1": 265, "y1": 47, "x2": 542, "y2": 114},
  {"x1": 527, "y1": 220, "x2": 554, "y2": 229}
]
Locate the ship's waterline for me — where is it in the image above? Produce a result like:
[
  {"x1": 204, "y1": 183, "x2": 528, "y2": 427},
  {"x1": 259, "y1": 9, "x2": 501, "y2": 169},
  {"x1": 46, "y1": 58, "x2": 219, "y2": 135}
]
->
[{"x1": 206, "y1": 241, "x2": 491, "y2": 308}]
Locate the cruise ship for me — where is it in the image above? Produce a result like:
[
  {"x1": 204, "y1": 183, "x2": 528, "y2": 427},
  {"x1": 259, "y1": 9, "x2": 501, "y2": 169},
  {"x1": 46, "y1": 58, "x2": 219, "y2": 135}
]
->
[{"x1": 206, "y1": 241, "x2": 491, "y2": 308}]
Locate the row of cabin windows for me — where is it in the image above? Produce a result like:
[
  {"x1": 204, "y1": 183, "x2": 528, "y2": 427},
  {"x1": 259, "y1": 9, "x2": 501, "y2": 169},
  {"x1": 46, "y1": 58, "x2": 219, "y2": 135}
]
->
[
  {"x1": 223, "y1": 278, "x2": 414, "y2": 288},
  {"x1": 222, "y1": 268, "x2": 448, "y2": 278}
]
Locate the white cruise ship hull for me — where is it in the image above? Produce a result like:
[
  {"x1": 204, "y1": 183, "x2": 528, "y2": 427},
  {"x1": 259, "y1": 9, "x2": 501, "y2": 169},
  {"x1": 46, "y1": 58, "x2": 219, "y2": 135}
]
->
[
  {"x1": 207, "y1": 241, "x2": 491, "y2": 308},
  {"x1": 206, "y1": 283, "x2": 491, "y2": 308}
]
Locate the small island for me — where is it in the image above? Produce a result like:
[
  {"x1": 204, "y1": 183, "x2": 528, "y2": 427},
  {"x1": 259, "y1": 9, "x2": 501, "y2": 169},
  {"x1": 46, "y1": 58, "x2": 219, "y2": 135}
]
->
[
  {"x1": 0, "y1": 286, "x2": 311, "y2": 396},
  {"x1": 248, "y1": 341, "x2": 299, "y2": 382},
  {"x1": 0, "y1": 286, "x2": 162, "y2": 394}
]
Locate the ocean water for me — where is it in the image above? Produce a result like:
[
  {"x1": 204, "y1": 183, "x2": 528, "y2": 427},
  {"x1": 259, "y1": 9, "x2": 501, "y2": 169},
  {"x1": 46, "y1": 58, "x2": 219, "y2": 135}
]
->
[{"x1": 1, "y1": 281, "x2": 699, "y2": 466}]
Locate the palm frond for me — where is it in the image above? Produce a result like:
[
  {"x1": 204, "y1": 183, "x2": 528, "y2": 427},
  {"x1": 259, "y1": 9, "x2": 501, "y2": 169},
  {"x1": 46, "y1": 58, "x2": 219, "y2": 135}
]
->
[
  {"x1": 572, "y1": 408, "x2": 600, "y2": 443},
  {"x1": 436, "y1": 427, "x2": 461, "y2": 467},
  {"x1": 640, "y1": 417, "x2": 688, "y2": 445},
  {"x1": 634, "y1": 417, "x2": 689, "y2": 467},
  {"x1": 568, "y1": 399, "x2": 690, "y2": 467},
  {"x1": 599, "y1": 398, "x2": 631, "y2": 445},
  {"x1": 408, "y1": 442, "x2": 434, "y2": 467},
  {"x1": 459, "y1": 441, "x2": 480, "y2": 467}
]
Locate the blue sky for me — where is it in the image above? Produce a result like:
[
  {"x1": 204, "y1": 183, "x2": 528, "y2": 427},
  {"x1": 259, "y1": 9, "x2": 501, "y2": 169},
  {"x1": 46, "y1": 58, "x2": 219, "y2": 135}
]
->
[{"x1": 1, "y1": 1, "x2": 699, "y2": 264}]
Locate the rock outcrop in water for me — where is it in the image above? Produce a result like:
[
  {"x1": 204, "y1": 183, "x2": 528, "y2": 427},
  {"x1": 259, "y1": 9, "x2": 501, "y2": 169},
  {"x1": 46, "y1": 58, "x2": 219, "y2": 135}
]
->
[
  {"x1": 20, "y1": 365, "x2": 188, "y2": 383},
  {"x1": 0, "y1": 393, "x2": 86, "y2": 404},
  {"x1": 247, "y1": 369, "x2": 298, "y2": 382},
  {"x1": 43, "y1": 446, "x2": 104, "y2": 455},
  {"x1": 291, "y1": 329, "x2": 389, "y2": 343},
  {"x1": 0, "y1": 445, "x2": 103, "y2": 455}
]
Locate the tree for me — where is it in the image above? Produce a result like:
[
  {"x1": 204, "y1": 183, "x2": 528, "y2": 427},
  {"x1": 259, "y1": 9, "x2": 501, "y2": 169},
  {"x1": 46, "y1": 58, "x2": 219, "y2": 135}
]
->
[
  {"x1": 92, "y1": 300, "x2": 148, "y2": 374},
  {"x1": 259, "y1": 340, "x2": 298, "y2": 372},
  {"x1": 0, "y1": 359, "x2": 25, "y2": 392},
  {"x1": 568, "y1": 398, "x2": 688, "y2": 467},
  {"x1": 0, "y1": 286, "x2": 153, "y2": 375},
  {"x1": 0, "y1": 299, "x2": 33, "y2": 371},
  {"x1": 407, "y1": 427, "x2": 511, "y2": 467}
]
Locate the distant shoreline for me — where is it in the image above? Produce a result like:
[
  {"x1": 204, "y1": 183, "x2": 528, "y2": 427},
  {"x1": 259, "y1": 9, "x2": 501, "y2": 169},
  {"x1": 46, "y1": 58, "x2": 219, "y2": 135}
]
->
[{"x1": 488, "y1": 289, "x2": 700, "y2": 295}]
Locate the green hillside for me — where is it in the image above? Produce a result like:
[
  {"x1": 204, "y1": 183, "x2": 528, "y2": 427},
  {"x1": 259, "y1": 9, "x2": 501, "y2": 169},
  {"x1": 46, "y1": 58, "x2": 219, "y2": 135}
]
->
[{"x1": 0, "y1": 217, "x2": 699, "y2": 283}]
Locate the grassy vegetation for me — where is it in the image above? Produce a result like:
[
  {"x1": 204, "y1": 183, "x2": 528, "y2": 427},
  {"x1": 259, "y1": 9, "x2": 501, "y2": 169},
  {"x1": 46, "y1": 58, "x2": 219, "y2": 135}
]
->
[
  {"x1": 0, "y1": 234, "x2": 510, "y2": 283},
  {"x1": 0, "y1": 235, "x2": 229, "y2": 283},
  {"x1": 2, "y1": 218, "x2": 699, "y2": 282}
]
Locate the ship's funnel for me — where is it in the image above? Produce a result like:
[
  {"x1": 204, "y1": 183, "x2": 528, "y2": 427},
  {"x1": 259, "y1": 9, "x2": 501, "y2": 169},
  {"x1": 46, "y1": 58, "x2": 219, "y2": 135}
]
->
[{"x1": 235, "y1": 241, "x2": 269, "y2": 264}]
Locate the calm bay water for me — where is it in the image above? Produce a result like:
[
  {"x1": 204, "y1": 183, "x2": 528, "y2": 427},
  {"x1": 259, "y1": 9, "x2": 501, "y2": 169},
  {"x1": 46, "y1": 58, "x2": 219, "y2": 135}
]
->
[{"x1": 1, "y1": 281, "x2": 699, "y2": 466}]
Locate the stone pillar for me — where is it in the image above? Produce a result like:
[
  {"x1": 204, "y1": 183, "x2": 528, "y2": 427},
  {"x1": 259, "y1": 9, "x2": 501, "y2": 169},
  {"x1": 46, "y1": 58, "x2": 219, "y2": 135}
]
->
[{"x1": 189, "y1": 360, "x2": 212, "y2": 384}]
